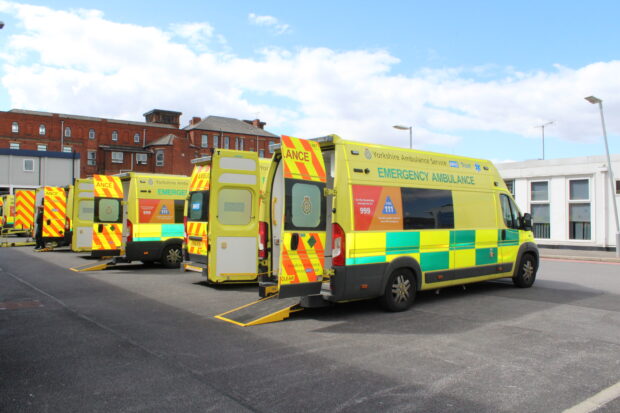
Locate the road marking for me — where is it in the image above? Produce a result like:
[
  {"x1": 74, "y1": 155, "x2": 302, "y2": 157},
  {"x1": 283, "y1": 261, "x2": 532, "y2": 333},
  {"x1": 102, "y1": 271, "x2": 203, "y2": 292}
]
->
[{"x1": 563, "y1": 380, "x2": 620, "y2": 413}]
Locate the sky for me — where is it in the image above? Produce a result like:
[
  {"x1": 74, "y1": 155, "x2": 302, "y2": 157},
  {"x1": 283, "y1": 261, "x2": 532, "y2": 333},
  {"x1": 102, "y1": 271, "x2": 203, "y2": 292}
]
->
[{"x1": 0, "y1": 0, "x2": 619, "y2": 163}]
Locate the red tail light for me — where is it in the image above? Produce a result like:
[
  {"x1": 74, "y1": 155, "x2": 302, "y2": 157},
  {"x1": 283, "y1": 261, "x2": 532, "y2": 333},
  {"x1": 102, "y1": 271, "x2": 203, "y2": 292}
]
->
[
  {"x1": 183, "y1": 216, "x2": 189, "y2": 246},
  {"x1": 258, "y1": 221, "x2": 267, "y2": 258},
  {"x1": 126, "y1": 219, "x2": 133, "y2": 243},
  {"x1": 331, "y1": 223, "x2": 345, "y2": 266},
  {"x1": 65, "y1": 217, "x2": 71, "y2": 231}
]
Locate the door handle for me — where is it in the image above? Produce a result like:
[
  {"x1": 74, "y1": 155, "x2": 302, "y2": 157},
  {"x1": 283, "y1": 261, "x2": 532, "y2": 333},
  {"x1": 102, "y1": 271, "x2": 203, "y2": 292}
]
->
[
  {"x1": 501, "y1": 229, "x2": 506, "y2": 240},
  {"x1": 98, "y1": 224, "x2": 104, "y2": 233},
  {"x1": 46, "y1": 219, "x2": 51, "y2": 225},
  {"x1": 290, "y1": 233, "x2": 299, "y2": 251}
]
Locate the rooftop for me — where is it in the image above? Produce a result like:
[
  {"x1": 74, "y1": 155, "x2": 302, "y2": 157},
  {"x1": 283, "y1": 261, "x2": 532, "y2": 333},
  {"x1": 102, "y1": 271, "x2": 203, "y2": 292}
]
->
[{"x1": 185, "y1": 115, "x2": 278, "y2": 138}]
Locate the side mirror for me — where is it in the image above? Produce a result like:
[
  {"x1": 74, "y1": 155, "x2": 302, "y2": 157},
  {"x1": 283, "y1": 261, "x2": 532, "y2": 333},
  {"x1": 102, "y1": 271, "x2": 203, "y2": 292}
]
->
[{"x1": 521, "y1": 213, "x2": 533, "y2": 231}]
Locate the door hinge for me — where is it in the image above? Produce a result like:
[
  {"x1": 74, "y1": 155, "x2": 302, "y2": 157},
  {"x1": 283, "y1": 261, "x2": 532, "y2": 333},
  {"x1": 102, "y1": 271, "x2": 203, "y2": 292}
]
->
[{"x1": 323, "y1": 188, "x2": 337, "y2": 197}]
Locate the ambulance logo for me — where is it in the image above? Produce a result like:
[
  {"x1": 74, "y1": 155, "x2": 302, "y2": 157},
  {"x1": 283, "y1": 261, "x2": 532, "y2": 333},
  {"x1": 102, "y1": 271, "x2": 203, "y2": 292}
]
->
[
  {"x1": 382, "y1": 196, "x2": 397, "y2": 214},
  {"x1": 475, "y1": 163, "x2": 481, "y2": 172},
  {"x1": 364, "y1": 148, "x2": 372, "y2": 160},
  {"x1": 302, "y1": 196, "x2": 312, "y2": 215},
  {"x1": 160, "y1": 205, "x2": 170, "y2": 215}
]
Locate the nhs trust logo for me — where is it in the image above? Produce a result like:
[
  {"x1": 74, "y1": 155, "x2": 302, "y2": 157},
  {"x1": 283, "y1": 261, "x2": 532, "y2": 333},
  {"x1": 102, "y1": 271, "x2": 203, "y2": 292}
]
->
[{"x1": 449, "y1": 161, "x2": 459, "y2": 168}]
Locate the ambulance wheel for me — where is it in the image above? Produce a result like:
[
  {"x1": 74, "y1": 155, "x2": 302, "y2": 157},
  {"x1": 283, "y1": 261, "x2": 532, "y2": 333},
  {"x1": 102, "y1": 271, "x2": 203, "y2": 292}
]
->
[
  {"x1": 380, "y1": 268, "x2": 416, "y2": 312},
  {"x1": 161, "y1": 245, "x2": 183, "y2": 268},
  {"x1": 513, "y1": 253, "x2": 537, "y2": 288}
]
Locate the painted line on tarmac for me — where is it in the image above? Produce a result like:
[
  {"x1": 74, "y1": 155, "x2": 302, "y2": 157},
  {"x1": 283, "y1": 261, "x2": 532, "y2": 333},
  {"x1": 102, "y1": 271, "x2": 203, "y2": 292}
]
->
[
  {"x1": 541, "y1": 257, "x2": 620, "y2": 265},
  {"x1": 563, "y1": 380, "x2": 620, "y2": 413}
]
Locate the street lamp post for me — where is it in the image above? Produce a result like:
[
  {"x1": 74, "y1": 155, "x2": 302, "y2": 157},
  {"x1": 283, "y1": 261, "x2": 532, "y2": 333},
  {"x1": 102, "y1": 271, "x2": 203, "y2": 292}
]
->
[
  {"x1": 393, "y1": 125, "x2": 413, "y2": 149},
  {"x1": 585, "y1": 96, "x2": 620, "y2": 257},
  {"x1": 535, "y1": 121, "x2": 554, "y2": 160}
]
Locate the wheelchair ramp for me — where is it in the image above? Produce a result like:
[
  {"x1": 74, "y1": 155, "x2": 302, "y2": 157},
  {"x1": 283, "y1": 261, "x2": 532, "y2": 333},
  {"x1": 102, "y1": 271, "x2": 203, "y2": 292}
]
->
[
  {"x1": 70, "y1": 260, "x2": 114, "y2": 272},
  {"x1": 1, "y1": 240, "x2": 35, "y2": 248},
  {"x1": 215, "y1": 294, "x2": 302, "y2": 327}
]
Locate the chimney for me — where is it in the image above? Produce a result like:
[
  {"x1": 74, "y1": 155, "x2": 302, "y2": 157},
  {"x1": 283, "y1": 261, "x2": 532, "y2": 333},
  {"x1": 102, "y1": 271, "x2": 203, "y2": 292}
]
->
[
  {"x1": 191, "y1": 116, "x2": 201, "y2": 125},
  {"x1": 244, "y1": 119, "x2": 266, "y2": 130}
]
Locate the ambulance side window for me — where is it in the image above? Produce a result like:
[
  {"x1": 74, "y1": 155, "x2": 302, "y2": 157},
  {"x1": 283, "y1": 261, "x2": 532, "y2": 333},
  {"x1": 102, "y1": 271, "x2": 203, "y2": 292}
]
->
[
  {"x1": 500, "y1": 194, "x2": 520, "y2": 229},
  {"x1": 285, "y1": 180, "x2": 326, "y2": 230},
  {"x1": 401, "y1": 188, "x2": 454, "y2": 229},
  {"x1": 79, "y1": 200, "x2": 94, "y2": 221},
  {"x1": 218, "y1": 189, "x2": 251, "y2": 225},
  {"x1": 96, "y1": 198, "x2": 121, "y2": 223},
  {"x1": 188, "y1": 191, "x2": 208, "y2": 221}
]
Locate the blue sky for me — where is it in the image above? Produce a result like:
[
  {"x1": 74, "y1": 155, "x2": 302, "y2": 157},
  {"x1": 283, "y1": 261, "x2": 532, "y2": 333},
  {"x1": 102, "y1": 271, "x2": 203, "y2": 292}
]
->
[{"x1": 1, "y1": 0, "x2": 619, "y2": 162}]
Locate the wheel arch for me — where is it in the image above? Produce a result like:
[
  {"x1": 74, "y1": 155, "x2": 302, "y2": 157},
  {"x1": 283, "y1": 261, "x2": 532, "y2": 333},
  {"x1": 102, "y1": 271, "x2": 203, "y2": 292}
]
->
[
  {"x1": 381, "y1": 256, "x2": 422, "y2": 293},
  {"x1": 512, "y1": 242, "x2": 539, "y2": 278}
]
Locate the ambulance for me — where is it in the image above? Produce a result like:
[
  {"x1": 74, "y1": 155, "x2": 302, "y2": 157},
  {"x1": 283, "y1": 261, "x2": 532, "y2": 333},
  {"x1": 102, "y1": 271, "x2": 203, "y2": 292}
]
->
[
  {"x1": 65, "y1": 178, "x2": 94, "y2": 252},
  {"x1": 183, "y1": 149, "x2": 261, "y2": 283},
  {"x1": 92, "y1": 173, "x2": 189, "y2": 267},
  {"x1": 34, "y1": 186, "x2": 68, "y2": 245},
  {"x1": 0, "y1": 194, "x2": 15, "y2": 229},
  {"x1": 257, "y1": 135, "x2": 538, "y2": 311}
]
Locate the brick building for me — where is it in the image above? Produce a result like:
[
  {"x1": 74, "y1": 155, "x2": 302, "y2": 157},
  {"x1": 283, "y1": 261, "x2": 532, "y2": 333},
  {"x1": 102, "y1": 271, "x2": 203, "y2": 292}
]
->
[{"x1": 0, "y1": 108, "x2": 280, "y2": 180}]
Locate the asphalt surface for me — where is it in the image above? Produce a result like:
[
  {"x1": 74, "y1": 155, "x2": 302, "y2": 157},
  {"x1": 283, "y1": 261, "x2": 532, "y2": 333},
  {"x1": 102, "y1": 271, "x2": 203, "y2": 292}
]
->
[{"x1": 1, "y1": 246, "x2": 619, "y2": 412}]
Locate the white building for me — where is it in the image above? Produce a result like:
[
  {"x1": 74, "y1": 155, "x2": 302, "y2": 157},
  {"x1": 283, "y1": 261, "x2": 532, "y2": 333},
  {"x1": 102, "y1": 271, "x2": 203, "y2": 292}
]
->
[{"x1": 497, "y1": 154, "x2": 620, "y2": 250}]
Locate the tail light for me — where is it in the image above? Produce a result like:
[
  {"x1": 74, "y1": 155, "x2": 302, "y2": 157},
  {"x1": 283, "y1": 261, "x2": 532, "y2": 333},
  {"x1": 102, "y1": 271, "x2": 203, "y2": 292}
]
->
[
  {"x1": 258, "y1": 221, "x2": 267, "y2": 258},
  {"x1": 331, "y1": 223, "x2": 345, "y2": 266},
  {"x1": 183, "y1": 216, "x2": 189, "y2": 246},
  {"x1": 65, "y1": 217, "x2": 71, "y2": 231},
  {"x1": 126, "y1": 219, "x2": 133, "y2": 243}
]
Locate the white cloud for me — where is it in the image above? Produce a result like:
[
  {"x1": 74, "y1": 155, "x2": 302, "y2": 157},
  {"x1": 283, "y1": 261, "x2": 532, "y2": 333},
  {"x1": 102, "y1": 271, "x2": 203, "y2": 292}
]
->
[
  {"x1": 1, "y1": 2, "x2": 619, "y2": 151},
  {"x1": 248, "y1": 13, "x2": 290, "y2": 35}
]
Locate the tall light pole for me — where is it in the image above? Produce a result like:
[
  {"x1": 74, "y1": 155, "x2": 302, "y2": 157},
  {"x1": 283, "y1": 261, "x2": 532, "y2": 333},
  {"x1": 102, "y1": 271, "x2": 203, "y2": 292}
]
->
[
  {"x1": 585, "y1": 96, "x2": 620, "y2": 257},
  {"x1": 535, "y1": 121, "x2": 554, "y2": 160},
  {"x1": 393, "y1": 125, "x2": 413, "y2": 149}
]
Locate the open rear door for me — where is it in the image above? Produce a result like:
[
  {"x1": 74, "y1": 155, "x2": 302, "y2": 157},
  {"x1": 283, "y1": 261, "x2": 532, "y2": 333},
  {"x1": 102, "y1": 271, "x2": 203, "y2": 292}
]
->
[
  {"x1": 73, "y1": 179, "x2": 94, "y2": 251},
  {"x1": 92, "y1": 175, "x2": 123, "y2": 257},
  {"x1": 15, "y1": 190, "x2": 36, "y2": 232},
  {"x1": 208, "y1": 150, "x2": 260, "y2": 282},
  {"x1": 277, "y1": 136, "x2": 327, "y2": 299},
  {"x1": 42, "y1": 187, "x2": 67, "y2": 241},
  {"x1": 186, "y1": 164, "x2": 211, "y2": 264}
]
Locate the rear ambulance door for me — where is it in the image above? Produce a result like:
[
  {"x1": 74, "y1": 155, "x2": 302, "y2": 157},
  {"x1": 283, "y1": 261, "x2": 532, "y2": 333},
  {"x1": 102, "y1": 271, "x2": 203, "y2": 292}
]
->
[
  {"x1": 276, "y1": 136, "x2": 327, "y2": 298},
  {"x1": 92, "y1": 175, "x2": 123, "y2": 257},
  {"x1": 42, "y1": 187, "x2": 67, "y2": 240},
  {"x1": 186, "y1": 164, "x2": 211, "y2": 263},
  {"x1": 208, "y1": 151, "x2": 260, "y2": 281},
  {"x1": 15, "y1": 190, "x2": 36, "y2": 231},
  {"x1": 73, "y1": 180, "x2": 95, "y2": 251}
]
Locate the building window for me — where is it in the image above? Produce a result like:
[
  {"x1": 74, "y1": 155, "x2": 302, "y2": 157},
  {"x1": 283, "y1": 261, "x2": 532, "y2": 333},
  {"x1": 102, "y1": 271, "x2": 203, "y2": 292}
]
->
[
  {"x1": 616, "y1": 180, "x2": 620, "y2": 195},
  {"x1": 568, "y1": 179, "x2": 591, "y2": 240},
  {"x1": 223, "y1": 136, "x2": 230, "y2": 149},
  {"x1": 201, "y1": 134, "x2": 208, "y2": 148},
  {"x1": 239, "y1": 138, "x2": 244, "y2": 151},
  {"x1": 11, "y1": 121, "x2": 18, "y2": 133},
  {"x1": 136, "y1": 153, "x2": 147, "y2": 165},
  {"x1": 112, "y1": 130, "x2": 118, "y2": 141},
  {"x1": 259, "y1": 149, "x2": 265, "y2": 158},
  {"x1": 87, "y1": 151, "x2": 96, "y2": 166},
  {"x1": 111, "y1": 151, "x2": 123, "y2": 164},
  {"x1": 134, "y1": 133, "x2": 141, "y2": 144},
  {"x1": 37, "y1": 144, "x2": 47, "y2": 151},
  {"x1": 504, "y1": 179, "x2": 515, "y2": 196},
  {"x1": 155, "y1": 150, "x2": 164, "y2": 166},
  {"x1": 235, "y1": 137, "x2": 239, "y2": 150},
  {"x1": 269, "y1": 140, "x2": 275, "y2": 153},
  {"x1": 9, "y1": 142, "x2": 20, "y2": 150},
  {"x1": 23, "y1": 159, "x2": 34, "y2": 172},
  {"x1": 89, "y1": 129, "x2": 96, "y2": 140},
  {"x1": 63, "y1": 146, "x2": 72, "y2": 153},
  {"x1": 64, "y1": 126, "x2": 71, "y2": 137},
  {"x1": 213, "y1": 135, "x2": 219, "y2": 148},
  {"x1": 530, "y1": 181, "x2": 550, "y2": 239},
  {"x1": 39, "y1": 124, "x2": 46, "y2": 136}
]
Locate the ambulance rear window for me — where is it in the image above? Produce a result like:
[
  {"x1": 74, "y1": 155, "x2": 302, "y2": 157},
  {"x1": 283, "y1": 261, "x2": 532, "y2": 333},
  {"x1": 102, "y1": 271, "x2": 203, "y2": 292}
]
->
[
  {"x1": 79, "y1": 200, "x2": 94, "y2": 221},
  {"x1": 188, "y1": 191, "x2": 209, "y2": 221},
  {"x1": 96, "y1": 198, "x2": 121, "y2": 223},
  {"x1": 285, "y1": 180, "x2": 326, "y2": 231},
  {"x1": 217, "y1": 189, "x2": 251, "y2": 225}
]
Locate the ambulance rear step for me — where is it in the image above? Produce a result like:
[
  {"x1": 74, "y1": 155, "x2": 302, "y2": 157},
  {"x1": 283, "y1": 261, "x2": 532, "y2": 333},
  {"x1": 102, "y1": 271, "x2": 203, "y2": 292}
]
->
[
  {"x1": 215, "y1": 294, "x2": 302, "y2": 327},
  {"x1": 182, "y1": 261, "x2": 206, "y2": 273},
  {"x1": 70, "y1": 259, "x2": 116, "y2": 272}
]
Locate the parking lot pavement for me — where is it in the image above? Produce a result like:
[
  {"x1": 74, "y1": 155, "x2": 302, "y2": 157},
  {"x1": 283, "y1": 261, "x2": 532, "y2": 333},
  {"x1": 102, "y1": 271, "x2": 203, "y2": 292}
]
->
[{"x1": 1, "y1": 246, "x2": 620, "y2": 412}]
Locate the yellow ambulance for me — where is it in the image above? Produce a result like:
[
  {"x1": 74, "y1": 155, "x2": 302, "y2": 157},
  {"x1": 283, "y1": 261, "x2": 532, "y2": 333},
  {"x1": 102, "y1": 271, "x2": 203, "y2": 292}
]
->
[
  {"x1": 0, "y1": 194, "x2": 15, "y2": 229},
  {"x1": 183, "y1": 150, "x2": 261, "y2": 283},
  {"x1": 92, "y1": 173, "x2": 189, "y2": 267},
  {"x1": 64, "y1": 178, "x2": 94, "y2": 252},
  {"x1": 34, "y1": 186, "x2": 68, "y2": 245},
  {"x1": 14, "y1": 189, "x2": 36, "y2": 235},
  {"x1": 258, "y1": 135, "x2": 538, "y2": 311}
]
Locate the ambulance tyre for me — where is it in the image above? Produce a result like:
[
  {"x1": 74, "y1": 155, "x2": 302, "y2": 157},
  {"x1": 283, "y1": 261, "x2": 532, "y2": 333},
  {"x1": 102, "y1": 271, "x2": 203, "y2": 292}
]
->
[
  {"x1": 161, "y1": 244, "x2": 183, "y2": 268},
  {"x1": 380, "y1": 268, "x2": 416, "y2": 312},
  {"x1": 513, "y1": 253, "x2": 537, "y2": 288}
]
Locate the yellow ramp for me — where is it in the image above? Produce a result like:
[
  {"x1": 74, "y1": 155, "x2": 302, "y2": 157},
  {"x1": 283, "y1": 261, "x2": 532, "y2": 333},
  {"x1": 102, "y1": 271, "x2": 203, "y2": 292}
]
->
[
  {"x1": 70, "y1": 260, "x2": 113, "y2": 272},
  {"x1": 215, "y1": 294, "x2": 302, "y2": 327}
]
